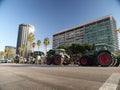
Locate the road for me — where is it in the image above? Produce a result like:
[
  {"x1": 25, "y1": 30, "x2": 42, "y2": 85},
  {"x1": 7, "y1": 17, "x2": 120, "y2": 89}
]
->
[{"x1": 0, "y1": 63, "x2": 120, "y2": 90}]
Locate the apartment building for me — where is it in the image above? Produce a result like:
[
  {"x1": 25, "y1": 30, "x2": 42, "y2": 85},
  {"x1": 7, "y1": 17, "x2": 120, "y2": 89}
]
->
[{"x1": 53, "y1": 15, "x2": 118, "y2": 52}]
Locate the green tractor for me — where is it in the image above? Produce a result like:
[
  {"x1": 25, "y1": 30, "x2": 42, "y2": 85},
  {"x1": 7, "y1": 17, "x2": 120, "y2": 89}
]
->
[
  {"x1": 79, "y1": 44, "x2": 119, "y2": 67},
  {"x1": 46, "y1": 49, "x2": 70, "y2": 65}
]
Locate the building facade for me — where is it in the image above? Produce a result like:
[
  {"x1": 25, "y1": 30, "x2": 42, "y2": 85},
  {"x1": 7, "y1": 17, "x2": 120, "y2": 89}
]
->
[
  {"x1": 16, "y1": 24, "x2": 35, "y2": 57},
  {"x1": 53, "y1": 15, "x2": 118, "y2": 52}
]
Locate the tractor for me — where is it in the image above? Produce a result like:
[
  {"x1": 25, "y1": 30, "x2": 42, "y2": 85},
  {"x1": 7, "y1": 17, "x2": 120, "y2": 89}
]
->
[
  {"x1": 79, "y1": 43, "x2": 119, "y2": 67},
  {"x1": 46, "y1": 49, "x2": 70, "y2": 65}
]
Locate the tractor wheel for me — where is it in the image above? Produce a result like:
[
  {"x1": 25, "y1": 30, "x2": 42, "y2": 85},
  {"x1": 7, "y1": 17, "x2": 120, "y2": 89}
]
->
[
  {"x1": 46, "y1": 57, "x2": 53, "y2": 65},
  {"x1": 111, "y1": 58, "x2": 117, "y2": 67},
  {"x1": 97, "y1": 52, "x2": 112, "y2": 67},
  {"x1": 54, "y1": 55, "x2": 61, "y2": 65},
  {"x1": 109, "y1": 55, "x2": 116, "y2": 67},
  {"x1": 109, "y1": 58, "x2": 115, "y2": 67},
  {"x1": 79, "y1": 56, "x2": 89, "y2": 66},
  {"x1": 114, "y1": 59, "x2": 120, "y2": 67}
]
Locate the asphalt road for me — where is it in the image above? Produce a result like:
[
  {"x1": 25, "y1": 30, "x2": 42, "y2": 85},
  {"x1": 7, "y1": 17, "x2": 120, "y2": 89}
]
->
[{"x1": 0, "y1": 63, "x2": 120, "y2": 90}]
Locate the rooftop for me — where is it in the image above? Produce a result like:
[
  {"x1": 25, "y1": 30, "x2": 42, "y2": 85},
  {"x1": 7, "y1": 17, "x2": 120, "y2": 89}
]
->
[{"x1": 53, "y1": 14, "x2": 114, "y2": 36}]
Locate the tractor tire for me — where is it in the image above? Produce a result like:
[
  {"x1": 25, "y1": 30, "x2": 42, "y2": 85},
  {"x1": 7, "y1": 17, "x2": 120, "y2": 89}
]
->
[
  {"x1": 112, "y1": 58, "x2": 117, "y2": 67},
  {"x1": 46, "y1": 57, "x2": 53, "y2": 65},
  {"x1": 114, "y1": 59, "x2": 120, "y2": 67},
  {"x1": 110, "y1": 59, "x2": 116, "y2": 67},
  {"x1": 79, "y1": 56, "x2": 89, "y2": 66},
  {"x1": 97, "y1": 52, "x2": 112, "y2": 67},
  {"x1": 109, "y1": 56, "x2": 116, "y2": 67},
  {"x1": 54, "y1": 55, "x2": 61, "y2": 65}
]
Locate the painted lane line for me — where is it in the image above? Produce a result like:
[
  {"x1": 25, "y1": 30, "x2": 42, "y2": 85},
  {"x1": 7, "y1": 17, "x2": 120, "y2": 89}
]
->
[{"x1": 99, "y1": 73, "x2": 120, "y2": 90}]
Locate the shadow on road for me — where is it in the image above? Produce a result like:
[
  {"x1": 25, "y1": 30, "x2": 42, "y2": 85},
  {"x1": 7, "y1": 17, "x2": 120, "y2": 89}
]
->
[
  {"x1": 0, "y1": 63, "x2": 80, "y2": 68},
  {"x1": 0, "y1": 63, "x2": 111, "y2": 68}
]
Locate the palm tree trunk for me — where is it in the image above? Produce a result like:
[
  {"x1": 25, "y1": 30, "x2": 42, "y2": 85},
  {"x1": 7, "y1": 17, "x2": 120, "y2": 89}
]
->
[
  {"x1": 7, "y1": 54, "x2": 8, "y2": 59},
  {"x1": 33, "y1": 48, "x2": 34, "y2": 57},
  {"x1": 45, "y1": 45, "x2": 48, "y2": 56},
  {"x1": 38, "y1": 46, "x2": 40, "y2": 55},
  {"x1": 21, "y1": 52, "x2": 22, "y2": 56},
  {"x1": 30, "y1": 43, "x2": 32, "y2": 52},
  {"x1": 22, "y1": 51, "x2": 23, "y2": 57}
]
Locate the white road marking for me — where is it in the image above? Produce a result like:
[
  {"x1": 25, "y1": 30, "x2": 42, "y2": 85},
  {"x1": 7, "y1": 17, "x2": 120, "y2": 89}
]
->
[{"x1": 99, "y1": 73, "x2": 120, "y2": 90}]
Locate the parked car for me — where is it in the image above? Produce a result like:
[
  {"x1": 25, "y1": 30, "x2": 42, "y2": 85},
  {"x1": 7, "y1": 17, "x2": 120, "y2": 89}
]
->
[
  {"x1": 0, "y1": 59, "x2": 7, "y2": 63},
  {"x1": 0, "y1": 60, "x2": 2, "y2": 63},
  {"x1": 7, "y1": 59, "x2": 12, "y2": 63}
]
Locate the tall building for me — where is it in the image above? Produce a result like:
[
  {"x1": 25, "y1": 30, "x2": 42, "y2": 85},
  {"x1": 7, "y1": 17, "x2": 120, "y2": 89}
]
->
[
  {"x1": 53, "y1": 15, "x2": 118, "y2": 52},
  {"x1": 16, "y1": 24, "x2": 35, "y2": 57}
]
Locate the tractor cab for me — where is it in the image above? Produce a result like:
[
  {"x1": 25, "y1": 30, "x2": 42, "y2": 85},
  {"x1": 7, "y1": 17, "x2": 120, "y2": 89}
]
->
[{"x1": 95, "y1": 44, "x2": 111, "y2": 52}]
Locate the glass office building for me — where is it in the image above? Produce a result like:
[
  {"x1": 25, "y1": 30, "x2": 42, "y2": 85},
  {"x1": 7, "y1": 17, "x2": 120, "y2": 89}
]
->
[
  {"x1": 53, "y1": 15, "x2": 118, "y2": 52},
  {"x1": 16, "y1": 24, "x2": 35, "y2": 57}
]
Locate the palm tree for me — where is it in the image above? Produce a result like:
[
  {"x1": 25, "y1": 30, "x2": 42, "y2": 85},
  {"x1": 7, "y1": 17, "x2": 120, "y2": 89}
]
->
[
  {"x1": 18, "y1": 46, "x2": 23, "y2": 56},
  {"x1": 0, "y1": 51, "x2": 5, "y2": 59},
  {"x1": 32, "y1": 42, "x2": 36, "y2": 57},
  {"x1": 37, "y1": 40, "x2": 41, "y2": 55},
  {"x1": 21, "y1": 44, "x2": 26, "y2": 57},
  {"x1": 44, "y1": 37, "x2": 50, "y2": 55},
  {"x1": 28, "y1": 32, "x2": 35, "y2": 52},
  {"x1": 5, "y1": 47, "x2": 13, "y2": 59},
  {"x1": 32, "y1": 42, "x2": 36, "y2": 52},
  {"x1": 37, "y1": 40, "x2": 41, "y2": 51}
]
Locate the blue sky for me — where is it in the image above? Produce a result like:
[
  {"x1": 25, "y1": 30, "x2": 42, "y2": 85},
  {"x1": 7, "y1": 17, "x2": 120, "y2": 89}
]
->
[{"x1": 0, "y1": 0, "x2": 120, "y2": 52}]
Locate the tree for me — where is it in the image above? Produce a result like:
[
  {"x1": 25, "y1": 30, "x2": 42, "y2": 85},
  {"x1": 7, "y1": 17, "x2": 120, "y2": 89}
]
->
[
  {"x1": 32, "y1": 42, "x2": 36, "y2": 57},
  {"x1": 21, "y1": 44, "x2": 26, "y2": 57},
  {"x1": 18, "y1": 46, "x2": 23, "y2": 56},
  {"x1": 37, "y1": 40, "x2": 41, "y2": 52},
  {"x1": 28, "y1": 32, "x2": 35, "y2": 52},
  {"x1": 5, "y1": 47, "x2": 13, "y2": 59},
  {"x1": 32, "y1": 42, "x2": 36, "y2": 52},
  {"x1": 44, "y1": 37, "x2": 50, "y2": 54},
  {"x1": 84, "y1": 43, "x2": 94, "y2": 51},
  {"x1": 37, "y1": 40, "x2": 41, "y2": 56},
  {"x1": 57, "y1": 45, "x2": 70, "y2": 54},
  {"x1": 69, "y1": 43, "x2": 83, "y2": 58},
  {"x1": 0, "y1": 51, "x2": 5, "y2": 59}
]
